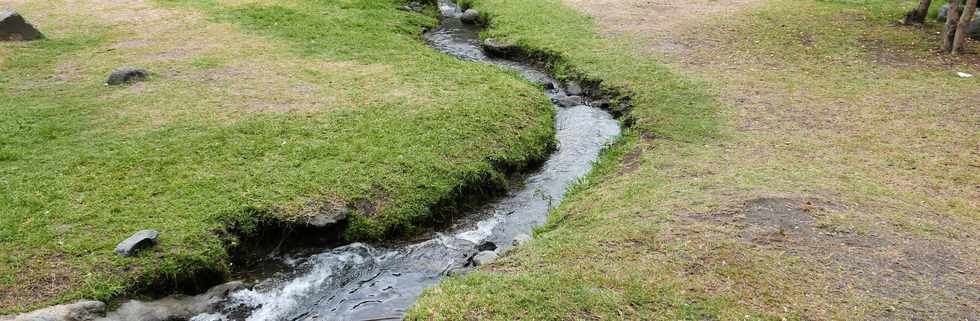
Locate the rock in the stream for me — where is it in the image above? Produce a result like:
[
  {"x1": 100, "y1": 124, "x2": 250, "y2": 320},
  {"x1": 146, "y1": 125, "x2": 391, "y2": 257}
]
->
[
  {"x1": 114, "y1": 229, "x2": 159, "y2": 257},
  {"x1": 1, "y1": 301, "x2": 104, "y2": 321},
  {"x1": 553, "y1": 94, "x2": 585, "y2": 107},
  {"x1": 565, "y1": 81, "x2": 584, "y2": 96},
  {"x1": 460, "y1": 9, "x2": 480, "y2": 24},
  {"x1": 512, "y1": 234, "x2": 531, "y2": 246},
  {"x1": 0, "y1": 11, "x2": 43, "y2": 41},
  {"x1": 476, "y1": 241, "x2": 497, "y2": 252},
  {"x1": 106, "y1": 68, "x2": 149, "y2": 86},
  {"x1": 100, "y1": 281, "x2": 245, "y2": 321},
  {"x1": 471, "y1": 251, "x2": 498, "y2": 266}
]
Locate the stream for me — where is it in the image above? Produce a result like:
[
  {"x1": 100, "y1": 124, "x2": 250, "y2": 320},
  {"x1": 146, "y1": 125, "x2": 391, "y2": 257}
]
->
[{"x1": 185, "y1": 2, "x2": 621, "y2": 320}]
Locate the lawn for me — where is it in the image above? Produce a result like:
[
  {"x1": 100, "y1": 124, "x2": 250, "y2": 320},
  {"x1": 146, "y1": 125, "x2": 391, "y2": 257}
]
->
[
  {"x1": 0, "y1": 0, "x2": 557, "y2": 313},
  {"x1": 408, "y1": 0, "x2": 979, "y2": 320}
]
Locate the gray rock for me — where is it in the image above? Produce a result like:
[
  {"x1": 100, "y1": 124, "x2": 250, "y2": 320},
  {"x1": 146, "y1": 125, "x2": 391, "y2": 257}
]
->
[
  {"x1": 2, "y1": 301, "x2": 105, "y2": 321},
  {"x1": 476, "y1": 241, "x2": 497, "y2": 252},
  {"x1": 970, "y1": 19, "x2": 980, "y2": 40},
  {"x1": 565, "y1": 81, "x2": 584, "y2": 96},
  {"x1": 105, "y1": 68, "x2": 149, "y2": 86},
  {"x1": 398, "y1": 1, "x2": 423, "y2": 12},
  {"x1": 0, "y1": 11, "x2": 43, "y2": 41},
  {"x1": 307, "y1": 207, "x2": 349, "y2": 227},
  {"x1": 938, "y1": 4, "x2": 950, "y2": 21},
  {"x1": 938, "y1": 4, "x2": 980, "y2": 22},
  {"x1": 553, "y1": 95, "x2": 585, "y2": 107},
  {"x1": 460, "y1": 9, "x2": 480, "y2": 24},
  {"x1": 471, "y1": 251, "x2": 498, "y2": 266},
  {"x1": 512, "y1": 234, "x2": 531, "y2": 246},
  {"x1": 99, "y1": 281, "x2": 245, "y2": 321},
  {"x1": 114, "y1": 230, "x2": 159, "y2": 257}
]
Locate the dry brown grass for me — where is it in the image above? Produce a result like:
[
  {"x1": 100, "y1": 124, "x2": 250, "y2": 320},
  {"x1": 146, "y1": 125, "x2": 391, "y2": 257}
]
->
[{"x1": 562, "y1": 0, "x2": 980, "y2": 318}]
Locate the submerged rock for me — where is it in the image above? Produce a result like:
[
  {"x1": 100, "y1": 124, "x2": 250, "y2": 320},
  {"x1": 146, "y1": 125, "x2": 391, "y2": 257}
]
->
[
  {"x1": 100, "y1": 281, "x2": 245, "y2": 321},
  {"x1": 553, "y1": 94, "x2": 585, "y2": 107},
  {"x1": 460, "y1": 9, "x2": 480, "y2": 24},
  {"x1": 471, "y1": 251, "x2": 498, "y2": 266},
  {"x1": 565, "y1": 81, "x2": 584, "y2": 96},
  {"x1": 106, "y1": 68, "x2": 149, "y2": 86},
  {"x1": 114, "y1": 229, "x2": 159, "y2": 257},
  {"x1": 0, "y1": 11, "x2": 43, "y2": 41},
  {"x1": 1, "y1": 301, "x2": 104, "y2": 321}
]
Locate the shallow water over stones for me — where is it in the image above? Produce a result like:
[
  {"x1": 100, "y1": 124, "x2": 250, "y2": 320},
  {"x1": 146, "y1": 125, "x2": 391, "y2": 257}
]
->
[{"x1": 187, "y1": 2, "x2": 621, "y2": 320}]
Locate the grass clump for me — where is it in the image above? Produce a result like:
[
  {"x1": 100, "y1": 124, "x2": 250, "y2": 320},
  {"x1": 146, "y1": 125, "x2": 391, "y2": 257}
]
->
[{"x1": 0, "y1": 0, "x2": 556, "y2": 312}]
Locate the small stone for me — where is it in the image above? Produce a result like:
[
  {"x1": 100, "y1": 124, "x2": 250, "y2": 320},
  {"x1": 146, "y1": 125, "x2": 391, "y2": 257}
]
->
[
  {"x1": 398, "y1": 1, "x2": 423, "y2": 12},
  {"x1": 565, "y1": 81, "x2": 584, "y2": 96},
  {"x1": 106, "y1": 68, "x2": 150, "y2": 86},
  {"x1": 553, "y1": 95, "x2": 585, "y2": 107},
  {"x1": 512, "y1": 234, "x2": 531, "y2": 246},
  {"x1": 307, "y1": 207, "x2": 349, "y2": 227},
  {"x1": 471, "y1": 251, "x2": 498, "y2": 266},
  {"x1": 114, "y1": 230, "x2": 159, "y2": 257},
  {"x1": 460, "y1": 9, "x2": 480, "y2": 24},
  {"x1": 0, "y1": 11, "x2": 43, "y2": 41},
  {"x1": 4, "y1": 300, "x2": 105, "y2": 321}
]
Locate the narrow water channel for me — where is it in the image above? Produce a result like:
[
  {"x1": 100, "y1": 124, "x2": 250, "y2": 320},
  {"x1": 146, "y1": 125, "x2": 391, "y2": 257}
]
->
[{"x1": 187, "y1": 2, "x2": 621, "y2": 320}]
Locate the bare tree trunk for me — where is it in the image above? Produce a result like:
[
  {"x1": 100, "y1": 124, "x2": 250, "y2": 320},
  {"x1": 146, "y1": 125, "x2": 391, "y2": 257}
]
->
[
  {"x1": 903, "y1": 0, "x2": 933, "y2": 24},
  {"x1": 952, "y1": 0, "x2": 978, "y2": 53},
  {"x1": 942, "y1": 0, "x2": 962, "y2": 52}
]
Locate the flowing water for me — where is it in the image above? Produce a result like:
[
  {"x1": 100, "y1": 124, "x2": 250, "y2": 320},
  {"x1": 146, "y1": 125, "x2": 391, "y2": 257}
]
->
[{"x1": 190, "y1": 2, "x2": 621, "y2": 320}]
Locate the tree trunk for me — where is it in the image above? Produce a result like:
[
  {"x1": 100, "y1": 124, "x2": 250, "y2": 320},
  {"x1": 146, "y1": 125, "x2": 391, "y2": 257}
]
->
[
  {"x1": 942, "y1": 0, "x2": 962, "y2": 52},
  {"x1": 952, "y1": 0, "x2": 978, "y2": 53},
  {"x1": 903, "y1": 0, "x2": 933, "y2": 24}
]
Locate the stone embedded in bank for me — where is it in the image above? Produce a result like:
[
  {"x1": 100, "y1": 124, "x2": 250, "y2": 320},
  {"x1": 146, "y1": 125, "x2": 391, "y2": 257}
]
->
[
  {"x1": 1, "y1": 300, "x2": 105, "y2": 321},
  {"x1": 471, "y1": 251, "x2": 498, "y2": 266},
  {"x1": 460, "y1": 9, "x2": 480, "y2": 24},
  {"x1": 512, "y1": 233, "x2": 532, "y2": 246},
  {"x1": 114, "y1": 229, "x2": 159, "y2": 257}
]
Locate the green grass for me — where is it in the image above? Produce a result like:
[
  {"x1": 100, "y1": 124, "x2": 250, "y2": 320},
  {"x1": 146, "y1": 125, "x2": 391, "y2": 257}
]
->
[
  {"x1": 408, "y1": 0, "x2": 979, "y2": 320},
  {"x1": 0, "y1": 0, "x2": 557, "y2": 312}
]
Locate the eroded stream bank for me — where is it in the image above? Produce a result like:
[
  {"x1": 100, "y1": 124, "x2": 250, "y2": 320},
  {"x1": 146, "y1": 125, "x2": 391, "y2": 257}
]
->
[{"x1": 82, "y1": 1, "x2": 622, "y2": 320}]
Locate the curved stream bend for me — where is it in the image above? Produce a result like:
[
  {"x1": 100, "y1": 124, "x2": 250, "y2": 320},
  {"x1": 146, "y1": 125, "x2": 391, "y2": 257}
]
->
[{"x1": 181, "y1": 2, "x2": 621, "y2": 320}]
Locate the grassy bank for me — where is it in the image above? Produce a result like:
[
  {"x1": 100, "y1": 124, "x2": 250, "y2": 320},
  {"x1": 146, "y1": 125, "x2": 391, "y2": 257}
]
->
[
  {"x1": 0, "y1": 0, "x2": 557, "y2": 313},
  {"x1": 409, "y1": 0, "x2": 979, "y2": 320}
]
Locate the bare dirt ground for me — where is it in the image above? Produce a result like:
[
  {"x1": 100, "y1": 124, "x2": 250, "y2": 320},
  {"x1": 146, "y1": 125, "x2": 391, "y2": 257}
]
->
[{"x1": 562, "y1": 0, "x2": 979, "y2": 319}]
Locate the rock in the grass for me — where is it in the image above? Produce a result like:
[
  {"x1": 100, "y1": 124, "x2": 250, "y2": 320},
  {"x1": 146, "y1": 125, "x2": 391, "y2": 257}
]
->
[
  {"x1": 114, "y1": 229, "x2": 159, "y2": 257},
  {"x1": 398, "y1": 1, "x2": 424, "y2": 12},
  {"x1": 938, "y1": 4, "x2": 950, "y2": 21},
  {"x1": 2, "y1": 300, "x2": 105, "y2": 321},
  {"x1": 471, "y1": 251, "x2": 498, "y2": 266},
  {"x1": 512, "y1": 234, "x2": 532, "y2": 246},
  {"x1": 101, "y1": 281, "x2": 245, "y2": 321},
  {"x1": 553, "y1": 94, "x2": 585, "y2": 107},
  {"x1": 969, "y1": 19, "x2": 980, "y2": 41},
  {"x1": 565, "y1": 81, "x2": 584, "y2": 96},
  {"x1": 0, "y1": 11, "x2": 44, "y2": 41},
  {"x1": 938, "y1": 5, "x2": 980, "y2": 22},
  {"x1": 460, "y1": 9, "x2": 480, "y2": 24},
  {"x1": 106, "y1": 68, "x2": 149, "y2": 86}
]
